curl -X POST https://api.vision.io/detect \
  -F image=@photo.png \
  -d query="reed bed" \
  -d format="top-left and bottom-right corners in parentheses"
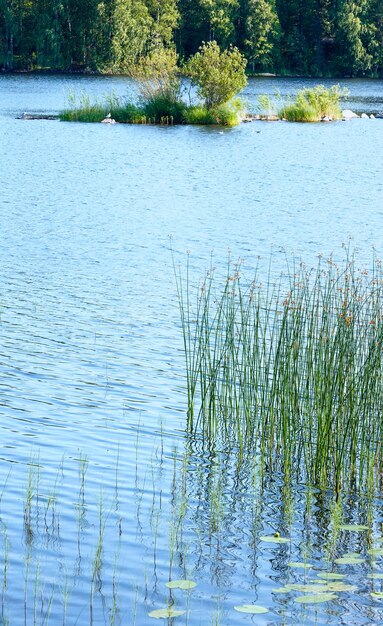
top-left (60, 91), bottom-right (245, 126)
top-left (174, 250), bottom-right (383, 493)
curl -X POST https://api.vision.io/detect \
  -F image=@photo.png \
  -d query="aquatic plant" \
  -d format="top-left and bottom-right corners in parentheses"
top-left (258, 85), bottom-right (347, 122)
top-left (60, 92), bottom-right (246, 127)
top-left (174, 248), bottom-right (383, 492)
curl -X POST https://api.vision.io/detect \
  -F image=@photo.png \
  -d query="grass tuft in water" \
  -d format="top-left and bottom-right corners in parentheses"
top-left (174, 248), bottom-right (383, 493)
top-left (258, 85), bottom-right (347, 122)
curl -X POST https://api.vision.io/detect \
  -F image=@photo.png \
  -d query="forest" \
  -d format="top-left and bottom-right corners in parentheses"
top-left (1, 0), bottom-right (383, 77)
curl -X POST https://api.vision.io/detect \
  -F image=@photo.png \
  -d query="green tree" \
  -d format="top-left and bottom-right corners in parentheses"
top-left (333, 0), bottom-right (372, 75)
top-left (110, 0), bottom-right (152, 71)
top-left (145, 0), bottom-right (179, 49)
top-left (185, 40), bottom-right (247, 108)
top-left (366, 0), bottom-right (383, 73)
top-left (200, 0), bottom-right (239, 46)
top-left (0, 0), bottom-right (34, 69)
top-left (242, 0), bottom-right (280, 71)
top-left (178, 0), bottom-right (239, 57)
top-left (132, 46), bottom-right (180, 100)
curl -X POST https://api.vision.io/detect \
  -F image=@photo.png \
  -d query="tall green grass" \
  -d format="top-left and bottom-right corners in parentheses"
top-left (174, 250), bottom-right (383, 492)
top-left (258, 85), bottom-right (347, 122)
top-left (60, 91), bottom-right (245, 126)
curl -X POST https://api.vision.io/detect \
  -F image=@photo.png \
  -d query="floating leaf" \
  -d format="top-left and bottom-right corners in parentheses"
top-left (234, 605), bottom-right (268, 614)
top-left (339, 524), bottom-right (369, 532)
top-left (367, 573), bottom-right (383, 579)
top-left (317, 572), bottom-right (345, 580)
top-left (335, 556), bottom-right (364, 565)
top-left (371, 592), bottom-right (383, 600)
top-left (165, 580), bottom-right (197, 590)
top-left (272, 587), bottom-right (293, 593)
top-left (288, 561), bottom-right (313, 569)
top-left (368, 548), bottom-right (383, 557)
top-left (326, 582), bottom-right (357, 592)
top-left (294, 593), bottom-right (338, 604)
top-left (375, 537), bottom-right (383, 543)
top-left (149, 608), bottom-right (185, 619)
top-left (288, 584), bottom-right (330, 593)
top-left (260, 535), bottom-right (289, 544)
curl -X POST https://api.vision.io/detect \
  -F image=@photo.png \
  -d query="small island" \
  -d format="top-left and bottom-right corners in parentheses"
top-left (60, 43), bottom-right (249, 127)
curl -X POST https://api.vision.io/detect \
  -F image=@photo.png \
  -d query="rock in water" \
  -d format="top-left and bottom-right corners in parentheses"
top-left (342, 109), bottom-right (359, 120)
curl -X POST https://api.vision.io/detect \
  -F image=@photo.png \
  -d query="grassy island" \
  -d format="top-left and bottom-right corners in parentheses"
top-left (60, 42), bottom-right (248, 127)
top-left (258, 85), bottom-right (347, 122)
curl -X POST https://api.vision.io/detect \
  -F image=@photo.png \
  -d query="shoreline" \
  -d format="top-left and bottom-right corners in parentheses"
top-left (3, 67), bottom-right (383, 81)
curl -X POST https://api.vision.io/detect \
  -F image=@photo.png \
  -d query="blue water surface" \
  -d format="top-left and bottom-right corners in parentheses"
top-left (0, 74), bottom-right (383, 625)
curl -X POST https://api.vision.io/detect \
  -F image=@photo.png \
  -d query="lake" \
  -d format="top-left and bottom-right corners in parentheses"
top-left (0, 73), bottom-right (383, 625)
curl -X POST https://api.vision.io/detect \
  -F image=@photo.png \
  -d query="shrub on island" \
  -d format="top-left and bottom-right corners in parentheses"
top-left (258, 85), bottom-right (348, 122)
top-left (60, 43), bottom-right (248, 127)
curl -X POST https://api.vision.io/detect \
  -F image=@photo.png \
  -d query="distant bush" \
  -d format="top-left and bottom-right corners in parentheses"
top-left (185, 41), bottom-right (247, 109)
top-left (142, 94), bottom-right (187, 124)
top-left (213, 98), bottom-right (245, 126)
top-left (282, 85), bottom-right (346, 121)
top-left (183, 98), bottom-right (245, 126)
top-left (257, 85), bottom-right (348, 122)
top-left (258, 85), bottom-right (348, 122)
top-left (183, 105), bottom-right (216, 125)
top-left (131, 48), bottom-right (180, 101)
top-left (280, 101), bottom-right (319, 122)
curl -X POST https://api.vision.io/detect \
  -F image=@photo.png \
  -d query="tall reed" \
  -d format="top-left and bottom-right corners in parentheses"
top-left (174, 250), bottom-right (383, 493)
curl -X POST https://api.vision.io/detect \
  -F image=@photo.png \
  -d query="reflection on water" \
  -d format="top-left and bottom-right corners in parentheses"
top-left (1, 442), bottom-right (383, 625)
top-left (0, 74), bottom-right (382, 624)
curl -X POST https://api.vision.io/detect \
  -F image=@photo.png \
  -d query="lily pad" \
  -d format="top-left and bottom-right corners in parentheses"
top-left (317, 572), bottom-right (345, 580)
top-left (272, 587), bottom-right (293, 593)
top-left (326, 582), bottom-right (357, 592)
top-left (288, 561), bottom-right (313, 569)
top-left (294, 593), bottom-right (338, 604)
top-left (335, 556), bottom-right (365, 565)
top-left (368, 548), bottom-right (383, 557)
top-left (371, 592), bottom-right (383, 600)
top-left (288, 584), bottom-right (330, 593)
top-left (234, 605), bottom-right (268, 614)
top-left (339, 524), bottom-right (369, 532)
top-left (260, 535), bottom-right (289, 544)
top-left (165, 580), bottom-right (197, 590)
top-left (149, 608), bottom-right (185, 619)
top-left (367, 573), bottom-right (383, 579)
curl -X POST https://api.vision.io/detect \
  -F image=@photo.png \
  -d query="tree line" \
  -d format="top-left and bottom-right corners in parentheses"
top-left (1, 0), bottom-right (383, 76)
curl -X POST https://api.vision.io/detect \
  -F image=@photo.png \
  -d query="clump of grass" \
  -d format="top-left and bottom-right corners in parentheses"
top-left (59, 91), bottom-right (146, 123)
top-left (183, 105), bottom-right (216, 125)
top-left (142, 95), bottom-right (187, 124)
top-left (258, 85), bottom-right (347, 122)
top-left (60, 91), bottom-right (109, 122)
top-left (213, 98), bottom-right (245, 126)
top-left (174, 249), bottom-right (383, 492)
top-left (60, 91), bottom-right (245, 126)
top-left (280, 101), bottom-right (319, 122)
top-left (183, 98), bottom-right (245, 126)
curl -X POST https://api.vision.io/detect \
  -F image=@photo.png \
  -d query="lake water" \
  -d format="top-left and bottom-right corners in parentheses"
top-left (1, 74), bottom-right (383, 625)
